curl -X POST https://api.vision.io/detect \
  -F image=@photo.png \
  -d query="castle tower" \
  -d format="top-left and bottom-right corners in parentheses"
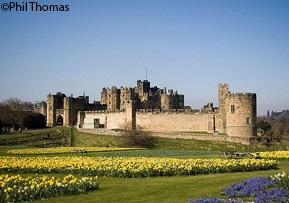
top-left (106, 86), bottom-right (120, 112)
top-left (125, 100), bottom-right (136, 130)
top-left (161, 94), bottom-right (171, 111)
top-left (47, 94), bottom-right (55, 127)
top-left (63, 97), bottom-right (71, 126)
top-left (172, 92), bottom-right (184, 109)
top-left (218, 84), bottom-right (229, 133)
top-left (120, 87), bottom-right (135, 111)
top-left (100, 88), bottom-right (107, 105)
top-left (225, 93), bottom-right (257, 138)
top-left (46, 92), bottom-right (65, 127)
top-left (64, 96), bottom-right (89, 126)
top-left (137, 80), bottom-right (150, 97)
top-left (40, 102), bottom-right (47, 117)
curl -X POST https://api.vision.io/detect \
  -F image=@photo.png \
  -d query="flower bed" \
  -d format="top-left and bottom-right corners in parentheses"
top-left (0, 174), bottom-right (99, 202)
top-left (7, 147), bottom-right (143, 155)
top-left (258, 151), bottom-right (289, 160)
top-left (0, 156), bottom-right (277, 177)
top-left (190, 172), bottom-right (289, 203)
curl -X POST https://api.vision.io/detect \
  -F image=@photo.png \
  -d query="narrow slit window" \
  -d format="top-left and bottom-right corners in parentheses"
top-left (246, 117), bottom-right (250, 124)
top-left (231, 105), bottom-right (235, 113)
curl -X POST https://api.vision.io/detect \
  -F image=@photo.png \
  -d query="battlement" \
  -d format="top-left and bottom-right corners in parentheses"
top-left (83, 109), bottom-right (126, 114)
top-left (136, 109), bottom-right (205, 115)
top-left (106, 86), bottom-right (119, 92)
top-left (48, 92), bottom-right (66, 99)
top-left (83, 108), bottom-right (204, 115)
top-left (120, 86), bottom-right (133, 90)
top-left (227, 92), bottom-right (256, 100)
top-left (218, 83), bottom-right (229, 88)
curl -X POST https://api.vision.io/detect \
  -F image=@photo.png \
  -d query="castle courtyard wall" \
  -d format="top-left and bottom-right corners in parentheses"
top-left (214, 112), bottom-right (225, 134)
top-left (136, 112), bottom-right (209, 132)
top-left (80, 111), bottom-right (211, 133)
top-left (81, 111), bottom-right (128, 129)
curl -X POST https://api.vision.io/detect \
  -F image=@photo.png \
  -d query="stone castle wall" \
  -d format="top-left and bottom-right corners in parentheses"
top-left (81, 111), bottom-right (128, 129)
top-left (136, 112), bottom-right (210, 132)
top-left (78, 101), bottom-right (136, 130)
top-left (46, 82), bottom-right (257, 143)
top-left (214, 112), bottom-right (224, 134)
top-left (79, 110), bottom-right (212, 133)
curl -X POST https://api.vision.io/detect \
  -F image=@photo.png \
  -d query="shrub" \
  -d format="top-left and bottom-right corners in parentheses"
top-left (121, 130), bottom-right (155, 148)
top-left (22, 112), bottom-right (46, 129)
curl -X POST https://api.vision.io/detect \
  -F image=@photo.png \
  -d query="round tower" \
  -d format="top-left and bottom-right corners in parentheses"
top-left (225, 93), bottom-right (257, 138)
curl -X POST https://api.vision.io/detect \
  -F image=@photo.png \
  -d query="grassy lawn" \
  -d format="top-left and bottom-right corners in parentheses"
top-left (1, 127), bottom-right (288, 152)
top-left (73, 128), bottom-right (288, 152)
top-left (0, 127), bottom-right (71, 147)
top-left (27, 161), bottom-right (288, 203)
top-left (1, 127), bottom-right (289, 202)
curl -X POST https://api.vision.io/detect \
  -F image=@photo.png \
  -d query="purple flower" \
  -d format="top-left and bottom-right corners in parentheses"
top-left (191, 175), bottom-right (289, 203)
top-left (189, 197), bottom-right (224, 203)
top-left (189, 197), bottom-right (242, 203)
top-left (267, 188), bottom-right (289, 202)
top-left (222, 177), bottom-right (275, 198)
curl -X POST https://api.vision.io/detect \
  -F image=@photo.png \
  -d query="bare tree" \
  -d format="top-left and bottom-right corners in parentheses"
top-left (1, 98), bottom-right (33, 112)
top-left (0, 98), bottom-right (34, 130)
top-left (2, 98), bottom-right (23, 111)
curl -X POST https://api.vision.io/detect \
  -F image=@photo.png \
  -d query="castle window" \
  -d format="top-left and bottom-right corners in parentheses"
top-left (246, 117), bottom-right (250, 124)
top-left (231, 105), bottom-right (235, 113)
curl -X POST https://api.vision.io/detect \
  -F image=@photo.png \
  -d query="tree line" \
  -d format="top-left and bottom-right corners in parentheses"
top-left (257, 112), bottom-right (289, 143)
top-left (0, 98), bottom-right (46, 133)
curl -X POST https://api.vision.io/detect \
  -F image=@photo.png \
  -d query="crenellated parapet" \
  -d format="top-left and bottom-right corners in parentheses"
top-left (46, 81), bottom-right (257, 144)
top-left (227, 92), bottom-right (256, 99)
top-left (135, 109), bottom-right (209, 115)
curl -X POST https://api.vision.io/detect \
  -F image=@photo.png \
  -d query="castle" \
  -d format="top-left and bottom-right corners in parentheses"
top-left (44, 80), bottom-right (257, 142)
top-left (100, 80), bottom-right (184, 111)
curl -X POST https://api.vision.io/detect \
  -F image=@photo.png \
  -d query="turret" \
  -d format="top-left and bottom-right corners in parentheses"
top-left (137, 80), bottom-right (150, 97)
top-left (225, 93), bottom-right (257, 138)
top-left (218, 83), bottom-right (229, 133)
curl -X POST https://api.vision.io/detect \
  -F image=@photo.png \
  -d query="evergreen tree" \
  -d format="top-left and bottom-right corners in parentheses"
top-left (267, 110), bottom-right (270, 118)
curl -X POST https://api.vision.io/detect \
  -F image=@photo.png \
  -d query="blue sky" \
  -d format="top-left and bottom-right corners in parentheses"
top-left (0, 0), bottom-right (289, 115)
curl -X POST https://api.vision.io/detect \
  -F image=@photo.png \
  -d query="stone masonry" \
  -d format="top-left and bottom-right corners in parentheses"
top-left (43, 81), bottom-right (257, 140)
